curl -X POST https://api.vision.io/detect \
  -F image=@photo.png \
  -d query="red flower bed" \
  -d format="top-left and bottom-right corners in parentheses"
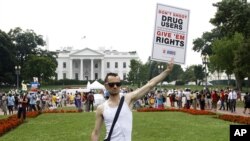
top-left (137, 108), bottom-right (215, 115)
top-left (218, 114), bottom-right (250, 125)
top-left (180, 109), bottom-right (215, 115)
top-left (26, 111), bottom-right (41, 118)
top-left (0, 115), bottom-right (23, 136)
top-left (42, 109), bottom-right (79, 113)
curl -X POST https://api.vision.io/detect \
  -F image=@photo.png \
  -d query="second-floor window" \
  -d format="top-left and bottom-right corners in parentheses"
top-left (63, 62), bottom-right (66, 68)
top-left (123, 62), bottom-right (126, 68)
top-left (107, 62), bottom-right (110, 68)
top-left (115, 62), bottom-right (118, 68)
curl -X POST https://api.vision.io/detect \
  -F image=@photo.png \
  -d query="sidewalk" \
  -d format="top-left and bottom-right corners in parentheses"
top-left (164, 98), bottom-right (250, 117)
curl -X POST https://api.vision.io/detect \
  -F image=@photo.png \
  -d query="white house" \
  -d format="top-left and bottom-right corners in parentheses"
top-left (55, 47), bottom-right (139, 81)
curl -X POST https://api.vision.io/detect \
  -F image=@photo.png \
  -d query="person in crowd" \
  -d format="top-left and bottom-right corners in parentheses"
top-left (1, 93), bottom-right (8, 115)
top-left (17, 93), bottom-right (28, 121)
top-left (149, 94), bottom-right (155, 108)
top-left (28, 92), bottom-right (37, 111)
top-left (211, 90), bottom-right (219, 112)
top-left (176, 89), bottom-right (183, 109)
top-left (199, 91), bottom-right (206, 110)
top-left (88, 92), bottom-right (95, 112)
top-left (169, 90), bottom-right (176, 107)
top-left (75, 92), bottom-right (82, 112)
top-left (224, 90), bottom-right (229, 111)
top-left (14, 94), bottom-right (19, 111)
top-left (205, 88), bottom-right (212, 110)
top-left (183, 88), bottom-right (191, 109)
top-left (156, 92), bottom-right (164, 109)
top-left (91, 59), bottom-right (174, 141)
top-left (219, 89), bottom-right (225, 110)
top-left (228, 88), bottom-right (237, 113)
top-left (243, 92), bottom-right (250, 114)
top-left (7, 93), bottom-right (15, 115)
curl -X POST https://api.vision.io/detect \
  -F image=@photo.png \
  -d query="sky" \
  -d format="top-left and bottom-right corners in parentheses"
top-left (0, 0), bottom-right (221, 68)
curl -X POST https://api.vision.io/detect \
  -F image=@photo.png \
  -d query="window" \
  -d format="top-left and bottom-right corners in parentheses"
top-left (123, 62), bottom-right (126, 68)
top-left (95, 73), bottom-right (98, 80)
top-left (107, 62), bottom-right (110, 68)
top-left (63, 62), bottom-right (66, 68)
top-left (115, 62), bottom-right (118, 68)
top-left (95, 63), bottom-right (98, 68)
top-left (63, 73), bottom-right (66, 79)
top-left (123, 73), bottom-right (126, 80)
top-left (75, 73), bottom-right (78, 80)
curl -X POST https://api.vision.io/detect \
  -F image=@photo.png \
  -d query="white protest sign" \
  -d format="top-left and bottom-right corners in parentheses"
top-left (151, 4), bottom-right (190, 64)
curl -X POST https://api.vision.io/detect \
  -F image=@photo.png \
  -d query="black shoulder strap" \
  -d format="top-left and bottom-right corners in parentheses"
top-left (106, 96), bottom-right (124, 140)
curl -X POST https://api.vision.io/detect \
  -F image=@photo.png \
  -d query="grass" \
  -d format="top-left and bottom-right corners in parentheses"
top-left (0, 111), bottom-right (236, 141)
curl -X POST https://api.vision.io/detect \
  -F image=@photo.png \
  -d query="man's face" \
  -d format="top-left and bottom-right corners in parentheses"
top-left (105, 76), bottom-right (121, 95)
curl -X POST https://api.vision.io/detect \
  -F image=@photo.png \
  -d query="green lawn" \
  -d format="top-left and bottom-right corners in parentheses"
top-left (0, 111), bottom-right (236, 141)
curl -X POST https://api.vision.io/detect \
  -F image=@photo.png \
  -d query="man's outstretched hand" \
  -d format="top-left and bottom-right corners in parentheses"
top-left (166, 58), bottom-right (174, 73)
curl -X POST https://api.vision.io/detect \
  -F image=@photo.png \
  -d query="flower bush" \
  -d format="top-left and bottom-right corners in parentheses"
top-left (26, 111), bottom-right (41, 118)
top-left (137, 108), bottom-right (215, 115)
top-left (137, 108), bottom-right (250, 124)
top-left (217, 114), bottom-right (250, 125)
top-left (42, 109), bottom-right (79, 113)
top-left (0, 115), bottom-right (23, 136)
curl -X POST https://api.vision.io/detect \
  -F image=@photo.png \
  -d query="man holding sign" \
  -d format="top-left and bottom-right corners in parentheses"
top-left (91, 59), bottom-right (174, 141)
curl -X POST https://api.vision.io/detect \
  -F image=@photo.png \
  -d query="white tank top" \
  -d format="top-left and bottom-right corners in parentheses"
top-left (103, 98), bottom-right (132, 141)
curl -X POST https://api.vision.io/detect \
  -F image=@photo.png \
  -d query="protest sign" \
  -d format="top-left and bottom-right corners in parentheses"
top-left (151, 4), bottom-right (190, 64)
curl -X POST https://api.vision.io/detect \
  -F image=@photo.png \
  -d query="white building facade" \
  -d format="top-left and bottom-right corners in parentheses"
top-left (55, 48), bottom-right (139, 81)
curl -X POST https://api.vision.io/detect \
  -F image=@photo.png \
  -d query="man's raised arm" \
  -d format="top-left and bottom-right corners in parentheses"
top-left (127, 58), bottom-right (174, 104)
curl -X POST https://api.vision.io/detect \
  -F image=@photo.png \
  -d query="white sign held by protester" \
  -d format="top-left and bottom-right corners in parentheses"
top-left (151, 4), bottom-right (190, 64)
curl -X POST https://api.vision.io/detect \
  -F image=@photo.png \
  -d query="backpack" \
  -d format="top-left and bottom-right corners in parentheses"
top-left (246, 95), bottom-right (250, 103)
top-left (89, 94), bottom-right (94, 102)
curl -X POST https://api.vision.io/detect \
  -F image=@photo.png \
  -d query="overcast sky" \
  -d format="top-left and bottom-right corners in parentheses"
top-left (0, 0), bottom-right (221, 68)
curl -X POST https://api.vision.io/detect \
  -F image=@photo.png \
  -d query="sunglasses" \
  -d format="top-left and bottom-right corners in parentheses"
top-left (106, 82), bottom-right (121, 87)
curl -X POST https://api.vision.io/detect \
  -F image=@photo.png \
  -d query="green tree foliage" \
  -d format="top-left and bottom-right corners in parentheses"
top-left (192, 0), bottom-right (250, 90)
top-left (0, 27), bottom-right (57, 87)
top-left (182, 65), bottom-right (204, 85)
top-left (0, 30), bottom-right (15, 85)
top-left (127, 59), bottom-right (142, 86)
top-left (22, 55), bottom-right (57, 83)
top-left (8, 27), bottom-right (45, 66)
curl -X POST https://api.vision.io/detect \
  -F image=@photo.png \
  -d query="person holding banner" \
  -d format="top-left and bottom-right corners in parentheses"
top-left (91, 59), bottom-right (174, 141)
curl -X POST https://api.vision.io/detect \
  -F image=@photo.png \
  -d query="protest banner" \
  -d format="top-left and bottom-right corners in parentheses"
top-left (151, 4), bottom-right (190, 64)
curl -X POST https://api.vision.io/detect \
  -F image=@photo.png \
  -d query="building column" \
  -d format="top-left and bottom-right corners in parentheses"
top-left (69, 59), bottom-right (72, 79)
top-left (91, 59), bottom-right (94, 80)
top-left (101, 59), bottom-right (105, 80)
top-left (80, 59), bottom-right (83, 80)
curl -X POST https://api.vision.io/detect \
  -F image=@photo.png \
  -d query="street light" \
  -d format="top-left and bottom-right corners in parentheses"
top-left (158, 65), bottom-right (164, 88)
top-left (201, 54), bottom-right (209, 88)
top-left (15, 65), bottom-right (21, 90)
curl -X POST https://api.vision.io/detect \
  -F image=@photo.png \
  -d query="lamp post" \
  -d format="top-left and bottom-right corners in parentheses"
top-left (137, 68), bottom-right (140, 87)
top-left (158, 65), bottom-right (164, 88)
top-left (15, 65), bottom-right (21, 90)
top-left (201, 54), bottom-right (209, 88)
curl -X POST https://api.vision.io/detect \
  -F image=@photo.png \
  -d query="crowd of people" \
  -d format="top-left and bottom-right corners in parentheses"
top-left (1, 86), bottom-right (250, 118)
top-left (0, 89), bottom-right (102, 119)
top-left (131, 87), bottom-right (250, 114)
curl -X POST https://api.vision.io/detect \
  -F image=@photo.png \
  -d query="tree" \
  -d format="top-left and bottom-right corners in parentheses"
top-left (0, 30), bottom-right (15, 85)
top-left (8, 27), bottom-right (46, 67)
top-left (193, 65), bottom-right (204, 84)
top-left (127, 59), bottom-right (142, 86)
top-left (22, 55), bottom-right (57, 83)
